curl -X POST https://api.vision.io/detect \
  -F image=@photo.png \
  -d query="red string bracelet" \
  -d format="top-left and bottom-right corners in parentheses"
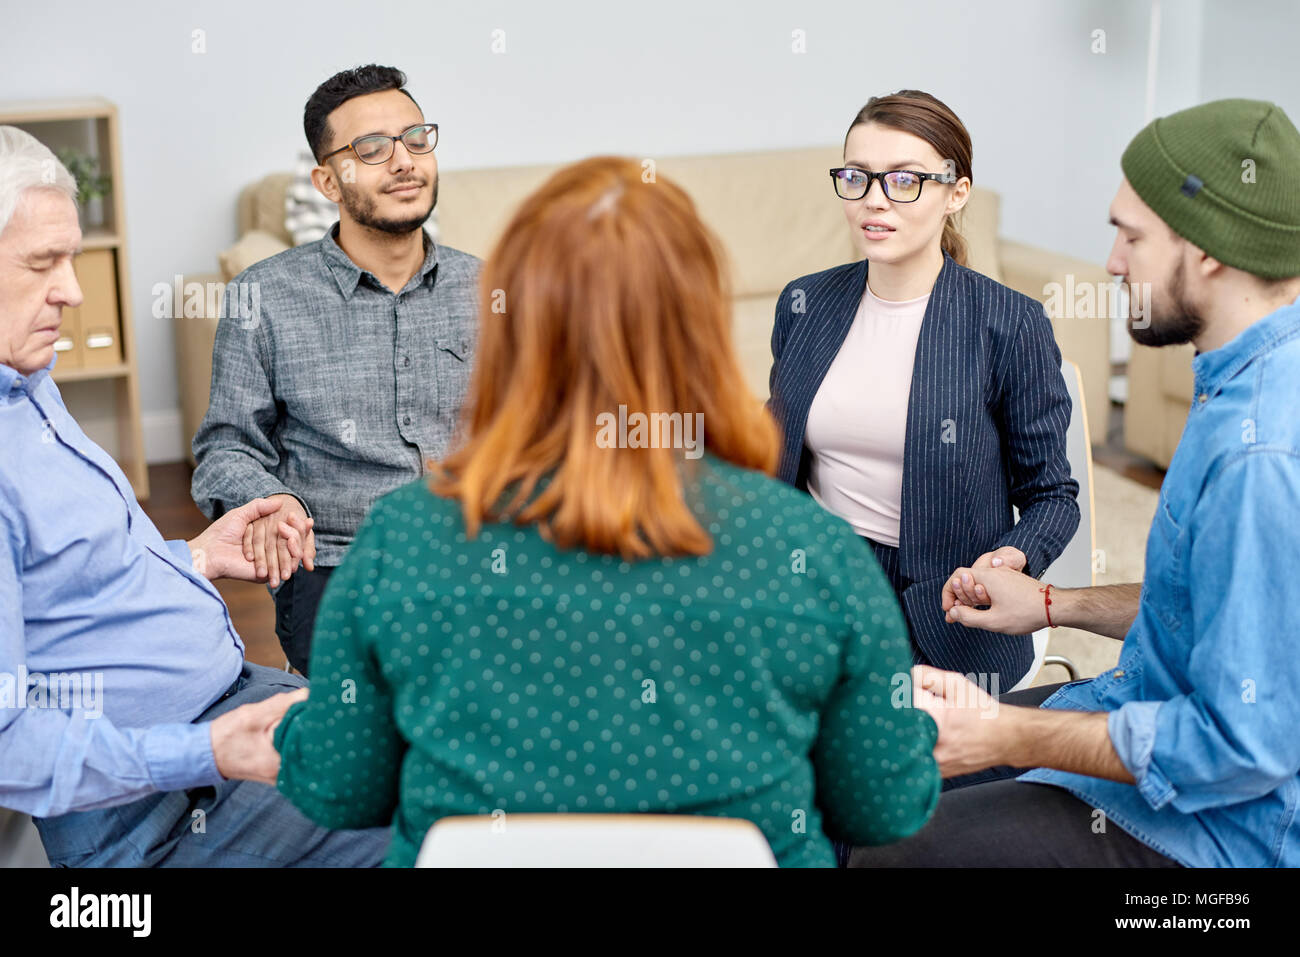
top-left (1041, 583), bottom-right (1056, 628)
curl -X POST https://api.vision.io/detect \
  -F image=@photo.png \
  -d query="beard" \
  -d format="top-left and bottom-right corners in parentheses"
top-left (339, 174), bottom-right (439, 235)
top-left (1128, 256), bottom-right (1206, 347)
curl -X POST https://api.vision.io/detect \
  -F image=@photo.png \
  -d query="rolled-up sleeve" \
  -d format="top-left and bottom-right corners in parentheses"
top-left (1115, 451), bottom-right (1300, 813)
top-left (1107, 700), bottom-right (1169, 807)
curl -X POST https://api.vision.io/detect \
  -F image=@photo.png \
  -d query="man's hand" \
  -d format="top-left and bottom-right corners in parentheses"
top-left (187, 497), bottom-right (312, 583)
top-left (911, 664), bottom-right (1018, 777)
top-left (942, 564), bottom-right (1050, 635)
top-left (913, 665), bottom-right (1132, 783)
top-left (240, 493), bottom-right (315, 588)
top-left (209, 688), bottom-right (309, 784)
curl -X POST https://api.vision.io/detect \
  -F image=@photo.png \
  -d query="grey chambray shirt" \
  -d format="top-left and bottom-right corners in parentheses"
top-left (191, 223), bottom-right (481, 567)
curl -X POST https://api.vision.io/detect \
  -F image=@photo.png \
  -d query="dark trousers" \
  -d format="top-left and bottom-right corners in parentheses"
top-left (844, 682), bottom-right (1182, 867)
top-left (273, 565), bottom-right (334, 676)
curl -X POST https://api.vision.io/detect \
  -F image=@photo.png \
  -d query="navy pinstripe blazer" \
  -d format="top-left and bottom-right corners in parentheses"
top-left (768, 253), bottom-right (1080, 684)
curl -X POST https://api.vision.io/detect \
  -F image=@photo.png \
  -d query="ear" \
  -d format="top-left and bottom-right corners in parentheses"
top-left (1192, 243), bottom-right (1224, 280)
top-left (946, 175), bottom-right (971, 216)
top-left (311, 163), bottom-right (342, 204)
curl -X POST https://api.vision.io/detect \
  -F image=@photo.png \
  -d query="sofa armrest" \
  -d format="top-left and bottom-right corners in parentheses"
top-left (173, 273), bottom-right (224, 467)
top-left (997, 239), bottom-right (1112, 445)
top-left (1123, 341), bottom-right (1195, 469)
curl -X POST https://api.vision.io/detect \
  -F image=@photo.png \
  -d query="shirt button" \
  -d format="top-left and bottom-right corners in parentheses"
top-left (403, 415), bottom-right (412, 425)
top-left (1113, 669), bottom-right (1125, 678)
top-left (1198, 393), bottom-right (1208, 403)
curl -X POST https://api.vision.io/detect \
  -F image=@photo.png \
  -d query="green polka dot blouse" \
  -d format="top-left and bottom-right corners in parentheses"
top-left (274, 453), bottom-right (940, 866)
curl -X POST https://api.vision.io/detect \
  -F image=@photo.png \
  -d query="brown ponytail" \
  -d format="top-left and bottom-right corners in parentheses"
top-left (846, 90), bottom-right (973, 268)
top-left (940, 217), bottom-right (968, 266)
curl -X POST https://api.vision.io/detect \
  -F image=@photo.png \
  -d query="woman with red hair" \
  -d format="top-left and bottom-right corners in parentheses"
top-left (274, 156), bottom-right (939, 866)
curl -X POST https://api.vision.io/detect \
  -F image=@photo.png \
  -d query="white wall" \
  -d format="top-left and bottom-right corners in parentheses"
top-left (2, 0), bottom-right (1292, 462)
top-left (1200, 0), bottom-right (1300, 119)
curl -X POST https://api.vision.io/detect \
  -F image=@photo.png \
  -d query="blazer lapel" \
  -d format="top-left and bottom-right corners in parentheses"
top-left (898, 253), bottom-right (966, 581)
top-left (775, 258), bottom-right (867, 483)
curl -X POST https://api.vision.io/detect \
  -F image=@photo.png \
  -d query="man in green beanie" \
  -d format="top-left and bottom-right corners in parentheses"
top-left (850, 98), bottom-right (1300, 867)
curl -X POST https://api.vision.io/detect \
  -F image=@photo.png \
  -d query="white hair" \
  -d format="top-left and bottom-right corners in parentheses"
top-left (0, 125), bottom-right (78, 239)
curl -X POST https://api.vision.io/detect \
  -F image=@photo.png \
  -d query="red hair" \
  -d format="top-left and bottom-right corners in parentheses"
top-left (429, 156), bottom-right (780, 558)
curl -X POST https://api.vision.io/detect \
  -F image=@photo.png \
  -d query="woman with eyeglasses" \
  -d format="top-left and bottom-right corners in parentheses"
top-left (273, 156), bottom-right (941, 867)
top-left (768, 90), bottom-right (1080, 690)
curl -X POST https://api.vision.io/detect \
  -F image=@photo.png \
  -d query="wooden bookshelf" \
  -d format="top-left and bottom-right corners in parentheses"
top-left (0, 97), bottom-right (149, 499)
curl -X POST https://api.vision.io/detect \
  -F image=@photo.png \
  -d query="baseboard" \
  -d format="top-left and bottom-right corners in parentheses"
top-left (142, 408), bottom-right (186, 464)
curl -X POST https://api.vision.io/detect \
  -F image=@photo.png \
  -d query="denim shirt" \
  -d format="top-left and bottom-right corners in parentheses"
top-left (0, 359), bottom-right (237, 817)
top-left (1022, 295), bottom-right (1300, 867)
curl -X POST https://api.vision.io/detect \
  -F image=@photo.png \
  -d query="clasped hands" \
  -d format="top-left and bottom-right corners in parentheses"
top-left (186, 493), bottom-right (315, 585)
top-left (908, 545), bottom-right (1055, 776)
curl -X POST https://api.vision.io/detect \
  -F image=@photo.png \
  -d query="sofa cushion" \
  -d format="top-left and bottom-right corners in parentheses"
top-left (732, 293), bottom-right (780, 400)
top-left (285, 152), bottom-right (339, 246)
top-left (441, 147), bottom-right (1002, 299)
top-left (958, 188), bottom-right (1003, 284)
top-left (1159, 342), bottom-right (1196, 400)
top-left (656, 147), bottom-right (855, 298)
top-left (218, 229), bottom-right (291, 282)
top-left (237, 173), bottom-right (295, 245)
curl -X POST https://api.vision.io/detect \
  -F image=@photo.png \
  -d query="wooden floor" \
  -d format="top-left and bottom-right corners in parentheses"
top-left (140, 404), bottom-right (1164, 669)
top-left (1093, 401), bottom-right (1166, 491)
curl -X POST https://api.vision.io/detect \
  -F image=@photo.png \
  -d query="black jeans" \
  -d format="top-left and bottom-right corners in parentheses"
top-left (272, 565), bottom-right (334, 676)
top-left (845, 682), bottom-right (1182, 867)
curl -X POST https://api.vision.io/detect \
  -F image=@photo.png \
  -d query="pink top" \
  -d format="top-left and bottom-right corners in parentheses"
top-left (804, 282), bottom-right (930, 548)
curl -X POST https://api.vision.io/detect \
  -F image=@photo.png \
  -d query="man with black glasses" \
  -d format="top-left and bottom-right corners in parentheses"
top-left (193, 65), bottom-right (480, 675)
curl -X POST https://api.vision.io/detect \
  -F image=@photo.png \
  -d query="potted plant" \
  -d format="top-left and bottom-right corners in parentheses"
top-left (55, 148), bottom-right (111, 229)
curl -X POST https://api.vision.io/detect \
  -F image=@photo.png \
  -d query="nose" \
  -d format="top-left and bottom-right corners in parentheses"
top-left (1105, 234), bottom-right (1127, 280)
top-left (863, 176), bottom-right (890, 208)
top-left (387, 138), bottom-right (416, 174)
top-left (53, 258), bottom-right (83, 309)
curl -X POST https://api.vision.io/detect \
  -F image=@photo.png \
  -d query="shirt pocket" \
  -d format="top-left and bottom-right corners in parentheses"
top-left (434, 335), bottom-right (475, 420)
top-left (1147, 491), bottom-right (1189, 634)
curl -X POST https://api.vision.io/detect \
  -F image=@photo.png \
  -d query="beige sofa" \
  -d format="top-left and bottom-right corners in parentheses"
top-left (174, 146), bottom-right (1112, 463)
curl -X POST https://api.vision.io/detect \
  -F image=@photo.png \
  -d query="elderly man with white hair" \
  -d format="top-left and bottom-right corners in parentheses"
top-left (0, 127), bottom-right (387, 866)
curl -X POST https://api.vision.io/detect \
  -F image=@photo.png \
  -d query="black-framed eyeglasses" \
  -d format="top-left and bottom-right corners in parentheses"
top-left (829, 167), bottom-right (955, 203)
top-left (320, 123), bottom-right (439, 165)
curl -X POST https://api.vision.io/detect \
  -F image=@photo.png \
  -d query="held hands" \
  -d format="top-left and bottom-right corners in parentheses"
top-left (187, 496), bottom-right (313, 583)
top-left (241, 493), bottom-right (316, 587)
top-left (942, 561), bottom-right (1051, 635)
top-left (972, 545), bottom-right (1027, 573)
top-left (911, 664), bottom-right (1013, 777)
top-left (209, 688), bottom-right (309, 784)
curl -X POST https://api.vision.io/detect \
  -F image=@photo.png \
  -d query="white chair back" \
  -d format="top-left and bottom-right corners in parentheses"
top-left (1010, 358), bottom-right (1096, 692)
top-left (415, 814), bottom-right (778, 868)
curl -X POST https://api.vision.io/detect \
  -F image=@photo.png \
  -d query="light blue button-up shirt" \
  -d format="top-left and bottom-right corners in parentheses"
top-left (0, 358), bottom-right (241, 817)
top-left (1022, 295), bottom-right (1300, 866)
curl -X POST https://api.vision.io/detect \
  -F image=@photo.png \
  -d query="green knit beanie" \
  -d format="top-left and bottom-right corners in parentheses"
top-left (1121, 98), bottom-right (1300, 279)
